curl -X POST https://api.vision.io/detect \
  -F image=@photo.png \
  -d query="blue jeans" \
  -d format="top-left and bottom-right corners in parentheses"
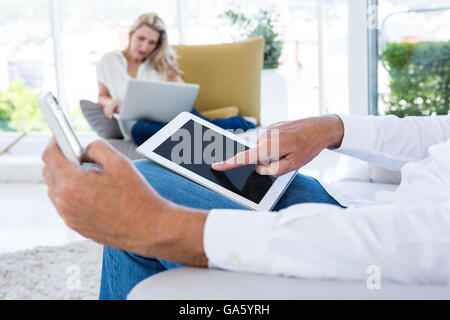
top-left (131, 109), bottom-right (257, 146)
top-left (99, 160), bottom-right (342, 300)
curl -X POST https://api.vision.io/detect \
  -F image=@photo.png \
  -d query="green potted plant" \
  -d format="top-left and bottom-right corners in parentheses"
top-left (222, 9), bottom-right (283, 69)
top-left (222, 9), bottom-right (287, 125)
top-left (380, 40), bottom-right (450, 117)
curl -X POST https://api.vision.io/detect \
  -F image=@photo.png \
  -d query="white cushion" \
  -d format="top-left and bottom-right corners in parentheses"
top-left (331, 181), bottom-right (398, 202)
top-left (332, 154), bottom-right (371, 183)
top-left (128, 267), bottom-right (450, 300)
top-left (369, 164), bottom-right (402, 185)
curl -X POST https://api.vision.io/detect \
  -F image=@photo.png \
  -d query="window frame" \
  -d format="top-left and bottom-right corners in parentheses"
top-left (369, 3), bottom-right (450, 116)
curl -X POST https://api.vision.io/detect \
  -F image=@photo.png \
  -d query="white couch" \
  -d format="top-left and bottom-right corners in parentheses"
top-left (127, 150), bottom-right (450, 300)
top-left (128, 267), bottom-right (450, 300)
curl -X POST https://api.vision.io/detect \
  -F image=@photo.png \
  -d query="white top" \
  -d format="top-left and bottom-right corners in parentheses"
top-left (204, 114), bottom-right (450, 285)
top-left (96, 50), bottom-right (166, 107)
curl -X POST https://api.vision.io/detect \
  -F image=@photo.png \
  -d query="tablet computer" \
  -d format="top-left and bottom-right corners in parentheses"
top-left (136, 112), bottom-right (297, 211)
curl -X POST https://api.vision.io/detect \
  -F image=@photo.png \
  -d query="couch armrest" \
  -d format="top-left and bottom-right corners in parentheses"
top-left (80, 100), bottom-right (123, 139)
top-left (127, 267), bottom-right (450, 300)
top-left (106, 139), bottom-right (142, 161)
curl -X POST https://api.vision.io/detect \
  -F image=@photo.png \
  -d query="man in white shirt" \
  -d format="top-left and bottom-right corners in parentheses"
top-left (41, 114), bottom-right (450, 299)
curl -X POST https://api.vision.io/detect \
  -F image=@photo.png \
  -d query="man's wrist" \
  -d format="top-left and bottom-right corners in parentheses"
top-left (324, 114), bottom-right (344, 149)
top-left (144, 202), bottom-right (209, 267)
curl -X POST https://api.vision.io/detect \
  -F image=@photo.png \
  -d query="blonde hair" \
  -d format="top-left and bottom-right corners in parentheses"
top-left (128, 13), bottom-right (183, 79)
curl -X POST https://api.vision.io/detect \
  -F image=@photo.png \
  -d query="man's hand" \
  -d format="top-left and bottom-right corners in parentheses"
top-left (212, 115), bottom-right (344, 177)
top-left (103, 99), bottom-right (120, 119)
top-left (42, 138), bottom-right (208, 266)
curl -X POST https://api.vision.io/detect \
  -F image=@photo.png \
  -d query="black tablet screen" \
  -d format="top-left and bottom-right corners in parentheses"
top-left (153, 120), bottom-right (275, 204)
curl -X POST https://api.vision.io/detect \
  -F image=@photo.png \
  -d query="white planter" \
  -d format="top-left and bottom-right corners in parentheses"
top-left (260, 68), bottom-right (288, 127)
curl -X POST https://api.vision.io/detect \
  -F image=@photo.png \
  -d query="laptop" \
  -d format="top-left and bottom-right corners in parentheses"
top-left (114, 79), bottom-right (200, 139)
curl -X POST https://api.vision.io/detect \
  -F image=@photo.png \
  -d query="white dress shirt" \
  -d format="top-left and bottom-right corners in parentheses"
top-left (204, 114), bottom-right (450, 285)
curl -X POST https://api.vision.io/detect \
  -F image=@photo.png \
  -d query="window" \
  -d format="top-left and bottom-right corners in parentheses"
top-left (0, 0), bottom-right (56, 132)
top-left (183, 0), bottom-right (349, 121)
top-left (374, 0), bottom-right (450, 116)
top-left (0, 0), bottom-right (351, 135)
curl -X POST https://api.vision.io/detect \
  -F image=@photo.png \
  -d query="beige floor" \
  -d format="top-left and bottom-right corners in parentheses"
top-left (0, 183), bottom-right (84, 254)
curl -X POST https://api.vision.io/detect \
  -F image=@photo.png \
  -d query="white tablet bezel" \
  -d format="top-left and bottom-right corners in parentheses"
top-left (136, 112), bottom-right (297, 211)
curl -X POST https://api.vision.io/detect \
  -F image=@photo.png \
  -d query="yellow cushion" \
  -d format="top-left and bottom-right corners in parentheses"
top-left (199, 106), bottom-right (239, 120)
top-left (173, 38), bottom-right (264, 125)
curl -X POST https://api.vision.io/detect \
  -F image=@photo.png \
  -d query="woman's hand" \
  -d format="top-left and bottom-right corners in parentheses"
top-left (103, 99), bottom-right (120, 119)
top-left (169, 73), bottom-right (184, 83)
top-left (212, 115), bottom-right (344, 177)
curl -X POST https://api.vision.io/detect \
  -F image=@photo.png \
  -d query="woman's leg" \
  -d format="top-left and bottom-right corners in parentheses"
top-left (212, 116), bottom-right (256, 131)
top-left (131, 108), bottom-right (257, 147)
top-left (131, 110), bottom-right (256, 148)
top-left (191, 109), bottom-right (256, 131)
top-left (99, 160), bottom-right (341, 299)
top-left (130, 120), bottom-right (165, 146)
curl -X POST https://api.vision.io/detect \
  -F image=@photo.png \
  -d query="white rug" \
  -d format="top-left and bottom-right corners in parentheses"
top-left (0, 240), bottom-right (103, 300)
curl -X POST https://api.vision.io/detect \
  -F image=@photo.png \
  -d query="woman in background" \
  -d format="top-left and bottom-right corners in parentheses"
top-left (97, 13), bottom-right (256, 146)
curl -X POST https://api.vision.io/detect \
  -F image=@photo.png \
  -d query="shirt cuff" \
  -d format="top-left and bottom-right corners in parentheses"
top-left (204, 209), bottom-right (276, 272)
top-left (337, 114), bottom-right (377, 156)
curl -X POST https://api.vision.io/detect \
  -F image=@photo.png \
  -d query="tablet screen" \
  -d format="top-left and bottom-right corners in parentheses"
top-left (154, 120), bottom-right (275, 204)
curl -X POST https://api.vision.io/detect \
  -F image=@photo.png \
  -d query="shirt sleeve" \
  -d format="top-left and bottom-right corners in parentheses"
top-left (203, 115), bottom-right (450, 284)
top-left (204, 200), bottom-right (450, 284)
top-left (337, 114), bottom-right (450, 170)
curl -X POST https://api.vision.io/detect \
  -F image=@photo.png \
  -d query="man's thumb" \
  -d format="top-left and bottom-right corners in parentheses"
top-left (81, 140), bottom-right (119, 168)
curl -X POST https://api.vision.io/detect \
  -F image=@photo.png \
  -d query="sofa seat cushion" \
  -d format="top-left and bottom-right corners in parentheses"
top-left (128, 267), bottom-right (450, 300)
top-left (200, 106), bottom-right (239, 120)
top-left (330, 180), bottom-right (398, 203)
top-left (80, 100), bottom-right (123, 139)
top-left (369, 164), bottom-right (402, 185)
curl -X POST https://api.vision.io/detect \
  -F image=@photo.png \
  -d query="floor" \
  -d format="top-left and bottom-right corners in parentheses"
top-left (0, 183), bottom-right (85, 254)
top-left (0, 133), bottom-right (95, 254)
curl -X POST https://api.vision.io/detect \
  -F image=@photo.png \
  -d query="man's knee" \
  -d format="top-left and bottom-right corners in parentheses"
top-left (133, 159), bottom-right (152, 173)
top-left (132, 159), bottom-right (163, 179)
